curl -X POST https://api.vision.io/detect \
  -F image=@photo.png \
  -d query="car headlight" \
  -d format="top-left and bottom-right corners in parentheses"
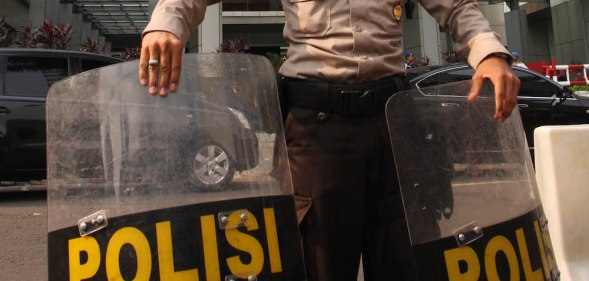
top-left (227, 107), bottom-right (251, 129)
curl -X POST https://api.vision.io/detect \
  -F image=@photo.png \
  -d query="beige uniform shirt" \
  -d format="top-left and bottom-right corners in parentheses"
top-left (145, 0), bottom-right (509, 83)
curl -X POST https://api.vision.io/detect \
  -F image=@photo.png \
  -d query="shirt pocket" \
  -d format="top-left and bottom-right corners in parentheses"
top-left (284, 0), bottom-right (331, 37)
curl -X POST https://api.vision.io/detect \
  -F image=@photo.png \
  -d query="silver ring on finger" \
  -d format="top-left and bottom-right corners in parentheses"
top-left (148, 59), bottom-right (159, 66)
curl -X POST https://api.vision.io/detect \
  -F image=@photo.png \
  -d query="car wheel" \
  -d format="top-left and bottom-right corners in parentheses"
top-left (188, 143), bottom-right (235, 189)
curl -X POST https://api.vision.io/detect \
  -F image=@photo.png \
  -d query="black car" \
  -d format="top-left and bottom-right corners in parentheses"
top-left (407, 63), bottom-right (589, 159)
top-left (44, 62), bottom-right (261, 190)
top-left (0, 48), bottom-right (123, 182)
top-left (50, 90), bottom-right (260, 190)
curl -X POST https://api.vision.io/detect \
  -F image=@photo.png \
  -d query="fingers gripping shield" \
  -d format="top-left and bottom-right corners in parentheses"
top-left (46, 54), bottom-right (305, 281)
top-left (385, 81), bottom-right (559, 280)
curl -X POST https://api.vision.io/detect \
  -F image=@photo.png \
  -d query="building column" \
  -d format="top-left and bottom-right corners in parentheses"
top-left (403, 5), bottom-right (442, 65)
top-left (28, 0), bottom-right (45, 27)
top-left (550, 0), bottom-right (588, 64)
top-left (199, 3), bottom-right (221, 53)
top-left (105, 41), bottom-right (112, 54)
top-left (58, 3), bottom-right (73, 25)
top-left (505, 7), bottom-right (530, 63)
top-left (420, 5), bottom-right (441, 65)
top-left (81, 21), bottom-right (92, 44)
top-left (29, 0), bottom-right (60, 27)
top-left (45, 0), bottom-right (60, 23)
top-left (91, 29), bottom-right (100, 43)
top-left (99, 36), bottom-right (111, 54)
top-left (71, 13), bottom-right (83, 51)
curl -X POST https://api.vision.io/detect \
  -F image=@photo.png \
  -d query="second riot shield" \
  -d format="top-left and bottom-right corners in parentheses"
top-left (46, 53), bottom-right (305, 281)
top-left (386, 81), bottom-right (559, 280)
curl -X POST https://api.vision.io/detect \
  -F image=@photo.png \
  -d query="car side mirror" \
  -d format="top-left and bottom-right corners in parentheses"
top-left (563, 86), bottom-right (575, 98)
top-left (553, 87), bottom-right (570, 106)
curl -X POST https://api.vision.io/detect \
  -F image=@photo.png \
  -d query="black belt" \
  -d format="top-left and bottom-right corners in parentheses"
top-left (282, 76), bottom-right (405, 116)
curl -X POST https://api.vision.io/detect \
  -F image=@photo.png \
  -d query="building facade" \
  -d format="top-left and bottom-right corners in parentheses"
top-left (1, 0), bottom-right (587, 65)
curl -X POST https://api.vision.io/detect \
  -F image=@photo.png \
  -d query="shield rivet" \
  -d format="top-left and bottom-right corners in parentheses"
top-left (473, 226), bottom-right (481, 234)
top-left (220, 216), bottom-right (229, 225)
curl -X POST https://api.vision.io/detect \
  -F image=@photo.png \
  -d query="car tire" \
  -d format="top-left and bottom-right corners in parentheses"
top-left (184, 142), bottom-right (235, 190)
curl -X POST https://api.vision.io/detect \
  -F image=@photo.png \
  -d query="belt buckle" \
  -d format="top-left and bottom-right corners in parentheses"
top-left (338, 89), bottom-right (376, 115)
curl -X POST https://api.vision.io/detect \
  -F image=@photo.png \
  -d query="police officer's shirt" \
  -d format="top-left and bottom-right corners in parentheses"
top-left (144, 0), bottom-right (509, 83)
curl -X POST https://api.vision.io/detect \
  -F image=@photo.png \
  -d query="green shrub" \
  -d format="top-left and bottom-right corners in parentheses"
top-left (570, 85), bottom-right (589, 92)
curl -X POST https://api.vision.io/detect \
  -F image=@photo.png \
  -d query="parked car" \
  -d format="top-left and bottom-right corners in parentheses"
top-left (52, 90), bottom-right (260, 190)
top-left (406, 63), bottom-right (589, 161)
top-left (0, 48), bottom-right (123, 183)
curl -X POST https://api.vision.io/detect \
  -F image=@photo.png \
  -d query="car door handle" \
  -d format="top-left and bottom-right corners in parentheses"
top-left (441, 102), bottom-right (460, 107)
top-left (517, 104), bottom-right (529, 109)
top-left (0, 107), bottom-right (10, 115)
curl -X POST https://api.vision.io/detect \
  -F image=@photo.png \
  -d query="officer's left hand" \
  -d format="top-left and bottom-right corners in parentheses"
top-left (468, 56), bottom-right (520, 123)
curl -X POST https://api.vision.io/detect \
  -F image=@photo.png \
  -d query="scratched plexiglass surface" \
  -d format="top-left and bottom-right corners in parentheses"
top-left (386, 81), bottom-right (541, 245)
top-left (46, 53), bottom-right (291, 232)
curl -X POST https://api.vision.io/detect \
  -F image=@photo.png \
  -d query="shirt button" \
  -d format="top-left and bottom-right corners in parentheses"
top-left (352, 25), bottom-right (363, 32)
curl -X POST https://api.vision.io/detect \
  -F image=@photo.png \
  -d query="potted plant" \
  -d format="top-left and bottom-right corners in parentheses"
top-left (14, 20), bottom-right (73, 49)
top-left (34, 20), bottom-right (72, 49)
top-left (0, 16), bottom-right (15, 47)
top-left (120, 47), bottom-right (140, 61)
top-left (79, 36), bottom-right (105, 54)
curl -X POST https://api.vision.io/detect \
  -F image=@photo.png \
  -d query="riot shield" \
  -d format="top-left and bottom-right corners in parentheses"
top-left (386, 81), bottom-right (559, 280)
top-left (46, 53), bottom-right (305, 281)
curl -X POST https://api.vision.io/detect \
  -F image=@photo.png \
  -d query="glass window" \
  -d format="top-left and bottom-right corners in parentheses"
top-left (416, 67), bottom-right (473, 89)
top-left (513, 69), bottom-right (559, 98)
top-left (5, 56), bottom-right (68, 98)
top-left (81, 59), bottom-right (112, 72)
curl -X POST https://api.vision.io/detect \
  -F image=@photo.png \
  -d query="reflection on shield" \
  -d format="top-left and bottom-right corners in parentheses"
top-left (46, 54), bottom-right (305, 281)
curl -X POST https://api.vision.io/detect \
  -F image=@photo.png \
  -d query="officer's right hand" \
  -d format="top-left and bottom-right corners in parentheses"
top-left (139, 31), bottom-right (184, 96)
top-left (469, 55), bottom-right (520, 123)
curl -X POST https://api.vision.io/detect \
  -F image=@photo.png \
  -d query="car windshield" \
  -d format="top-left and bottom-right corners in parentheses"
top-left (416, 67), bottom-right (473, 89)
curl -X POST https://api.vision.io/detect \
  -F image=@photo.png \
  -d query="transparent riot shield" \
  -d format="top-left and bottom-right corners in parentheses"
top-left (386, 81), bottom-right (559, 280)
top-left (46, 53), bottom-right (305, 281)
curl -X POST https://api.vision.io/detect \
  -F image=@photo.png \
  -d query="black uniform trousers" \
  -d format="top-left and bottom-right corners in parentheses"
top-left (279, 76), bottom-right (418, 281)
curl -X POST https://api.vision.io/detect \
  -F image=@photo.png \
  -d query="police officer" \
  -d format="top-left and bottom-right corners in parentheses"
top-left (511, 51), bottom-right (528, 68)
top-left (404, 51), bottom-right (415, 70)
top-left (139, 1), bottom-right (520, 280)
